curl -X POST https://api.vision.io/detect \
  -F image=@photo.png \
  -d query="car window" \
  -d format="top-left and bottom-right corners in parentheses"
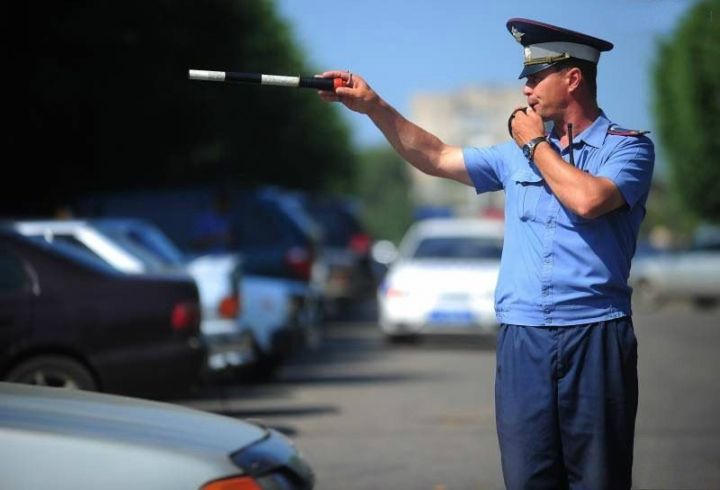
top-left (29, 234), bottom-right (109, 265)
top-left (25, 235), bottom-right (120, 273)
top-left (411, 237), bottom-right (503, 260)
top-left (43, 235), bottom-right (95, 256)
top-left (0, 248), bottom-right (28, 293)
top-left (309, 206), bottom-right (362, 247)
top-left (97, 224), bottom-right (186, 266)
top-left (234, 201), bottom-right (303, 249)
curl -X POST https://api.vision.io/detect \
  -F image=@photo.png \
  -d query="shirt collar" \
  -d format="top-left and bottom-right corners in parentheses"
top-left (548, 110), bottom-right (610, 149)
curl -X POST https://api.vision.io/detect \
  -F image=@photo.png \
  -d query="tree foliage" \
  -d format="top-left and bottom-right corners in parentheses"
top-left (6, 0), bottom-right (355, 216)
top-left (653, 0), bottom-right (720, 222)
top-left (355, 146), bottom-right (415, 243)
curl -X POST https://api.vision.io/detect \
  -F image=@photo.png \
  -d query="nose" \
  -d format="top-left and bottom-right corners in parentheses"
top-left (522, 81), bottom-right (533, 97)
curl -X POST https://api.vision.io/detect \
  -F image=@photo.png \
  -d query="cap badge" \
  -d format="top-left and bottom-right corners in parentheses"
top-left (511, 26), bottom-right (525, 43)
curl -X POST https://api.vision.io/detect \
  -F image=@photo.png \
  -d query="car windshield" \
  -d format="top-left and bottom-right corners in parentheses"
top-left (411, 236), bottom-right (503, 260)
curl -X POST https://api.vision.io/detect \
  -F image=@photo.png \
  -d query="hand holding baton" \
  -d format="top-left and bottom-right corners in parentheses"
top-left (188, 69), bottom-right (345, 92)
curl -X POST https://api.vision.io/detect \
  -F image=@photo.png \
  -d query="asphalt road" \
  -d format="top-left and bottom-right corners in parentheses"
top-left (181, 302), bottom-right (720, 490)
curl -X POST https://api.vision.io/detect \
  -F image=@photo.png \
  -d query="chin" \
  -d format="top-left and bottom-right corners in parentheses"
top-left (533, 107), bottom-right (548, 119)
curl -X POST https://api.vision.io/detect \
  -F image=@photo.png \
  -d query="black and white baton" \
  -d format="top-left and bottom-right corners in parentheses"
top-left (188, 69), bottom-right (345, 92)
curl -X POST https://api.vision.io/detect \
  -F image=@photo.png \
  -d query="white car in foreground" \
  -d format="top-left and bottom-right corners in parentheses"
top-left (378, 218), bottom-right (503, 340)
top-left (0, 382), bottom-right (315, 489)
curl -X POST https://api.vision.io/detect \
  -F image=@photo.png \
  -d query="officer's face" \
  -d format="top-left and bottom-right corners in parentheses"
top-left (522, 66), bottom-right (570, 120)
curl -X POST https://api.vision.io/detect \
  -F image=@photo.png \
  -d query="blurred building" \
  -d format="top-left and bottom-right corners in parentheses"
top-left (408, 84), bottom-right (525, 218)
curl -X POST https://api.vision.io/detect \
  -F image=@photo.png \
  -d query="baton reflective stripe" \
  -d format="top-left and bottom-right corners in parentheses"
top-left (260, 74), bottom-right (300, 87)
top-left (188, 69), bottom-right (228, 82)
top-left (188, 69), bottom-right (342, 91)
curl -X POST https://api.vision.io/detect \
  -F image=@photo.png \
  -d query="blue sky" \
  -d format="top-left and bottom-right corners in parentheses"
top-left (276, 0), bottom-right (697, 153)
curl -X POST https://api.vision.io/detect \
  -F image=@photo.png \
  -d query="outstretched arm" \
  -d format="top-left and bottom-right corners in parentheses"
top-left (318, 71), bottom-right (471, 186)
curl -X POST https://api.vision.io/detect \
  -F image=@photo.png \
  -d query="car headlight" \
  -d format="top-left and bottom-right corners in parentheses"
top-left (200, 427), bottom-right (315, 490)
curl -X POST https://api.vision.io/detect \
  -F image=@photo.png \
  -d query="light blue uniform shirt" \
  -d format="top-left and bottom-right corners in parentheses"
top-left (463, 112), bottom-right (654, 326)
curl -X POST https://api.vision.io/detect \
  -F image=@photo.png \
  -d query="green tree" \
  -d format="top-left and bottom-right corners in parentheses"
top-left (355, 146), bottom-right (415, 243)
top-left (653, 0), bottom-right (720, 222)
top-left (6, 0), bottom-right (355, 216)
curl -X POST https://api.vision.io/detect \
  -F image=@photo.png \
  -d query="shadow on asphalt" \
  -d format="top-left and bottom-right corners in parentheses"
top-left (384, 333), bottom-right (498, 352)
top-left (278, 371), bottom-right (439, 385)
top-left (174, 299), bottom-right (496, 432)
top-left (213, 404), bottom-right (340, 419)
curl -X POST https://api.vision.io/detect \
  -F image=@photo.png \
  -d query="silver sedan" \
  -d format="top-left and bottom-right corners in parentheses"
top-left (0, 382), bottom-right (314, 489)
top-left (630, 240), bottom-right (720, 309)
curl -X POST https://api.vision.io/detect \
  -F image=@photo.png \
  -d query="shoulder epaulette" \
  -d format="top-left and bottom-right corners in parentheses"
top-left (608, 124), bottom-right (650, 137)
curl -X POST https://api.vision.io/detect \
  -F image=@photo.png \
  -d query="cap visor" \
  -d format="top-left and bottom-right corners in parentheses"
top-left (518, 62), bottom-right (555, 79)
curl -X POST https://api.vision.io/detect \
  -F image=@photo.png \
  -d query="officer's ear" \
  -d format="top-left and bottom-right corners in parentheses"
top-left (565, 66), bottom-right (583, 94)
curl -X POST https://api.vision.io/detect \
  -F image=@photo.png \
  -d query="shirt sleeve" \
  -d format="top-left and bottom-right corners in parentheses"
top-left (596, 136), bottom-right (655, 208)
top-left (463, 142), bottom-right (513, 193)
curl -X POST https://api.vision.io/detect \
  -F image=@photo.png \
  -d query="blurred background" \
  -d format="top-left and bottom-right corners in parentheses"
top-left (3, 0), bottom-right (719, 488)
top-left (6, 0), bottom-right (719, 247)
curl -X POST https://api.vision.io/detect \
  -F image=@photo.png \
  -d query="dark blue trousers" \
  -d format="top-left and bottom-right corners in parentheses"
top-left (495, 318), bottom-right (638, 490)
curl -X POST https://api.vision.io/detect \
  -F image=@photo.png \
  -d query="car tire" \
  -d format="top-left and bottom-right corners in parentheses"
top-left (244, 341), bottom-right (282, 382)
top-left (5, 355), bottom-right (98, 391)
top-left (693, 297), bottom-right (718, 310)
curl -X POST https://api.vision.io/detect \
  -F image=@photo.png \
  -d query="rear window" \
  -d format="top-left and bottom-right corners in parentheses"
top-left (234, 200), bottom-right (309, 249)
top-left (311, 207), bottom-right (362, 247)
top-left (412, 237), bottom-right (502, 260)
top-left (97, 224), bottom-right (186, 266)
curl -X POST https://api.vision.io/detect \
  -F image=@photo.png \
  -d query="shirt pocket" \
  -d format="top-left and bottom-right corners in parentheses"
top-left (511, 169), bottom-right (545, 222)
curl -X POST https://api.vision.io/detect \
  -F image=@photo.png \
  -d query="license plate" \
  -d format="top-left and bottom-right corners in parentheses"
top-left (427, 310), bottom-right (475, 325)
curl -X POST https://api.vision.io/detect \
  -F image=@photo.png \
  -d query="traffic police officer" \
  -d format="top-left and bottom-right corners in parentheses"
top-left (319, 17), bottom-right (654, 490)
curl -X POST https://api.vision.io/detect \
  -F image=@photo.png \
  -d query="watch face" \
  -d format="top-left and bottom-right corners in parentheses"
top-left (522, 144), bottom-right (532, 159)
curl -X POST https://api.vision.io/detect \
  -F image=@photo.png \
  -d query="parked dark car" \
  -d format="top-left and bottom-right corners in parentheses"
top-left (0, 382), bottom-right (315, 489)
top-left (74, 187), bottom-right (325, 364)
top-left (6, 218), bottom-right (256, 380)
top-left (0, 229), bottom-right (205, 398)
top-left (75, 185), bottom-right (322, 284)
top-left (295, 194), bottom-right (377, 317)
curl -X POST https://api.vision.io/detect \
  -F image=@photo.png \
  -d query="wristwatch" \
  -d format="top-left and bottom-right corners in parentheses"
top-left (522, 136), bottom-right (548, 160)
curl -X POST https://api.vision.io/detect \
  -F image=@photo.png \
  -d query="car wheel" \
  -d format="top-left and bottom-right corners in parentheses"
top-left (5, 355), bottom-right (98, 391)
top-left (693, 297), bottom-right (719, 310)
top-left (244, 341), bottom-right (283, 381)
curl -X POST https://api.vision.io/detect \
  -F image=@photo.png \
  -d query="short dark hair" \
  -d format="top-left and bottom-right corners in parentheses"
top-left (554, 58), bottom-right (598, 100)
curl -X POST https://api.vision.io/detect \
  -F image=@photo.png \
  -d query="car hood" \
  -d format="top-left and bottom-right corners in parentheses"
top-left (0, 382), bottom-right (267, 455)
top-left (386, 260), bottom-right (500, 293)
